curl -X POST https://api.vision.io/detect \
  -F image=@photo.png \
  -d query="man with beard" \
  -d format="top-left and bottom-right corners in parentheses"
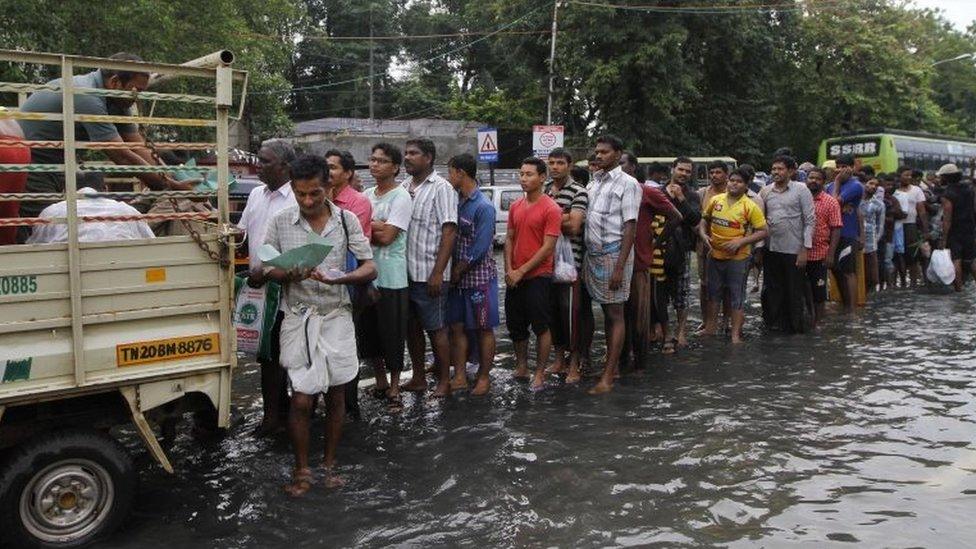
top-left (802, 168), bottom-right (841, 327)
top-left (16, 53), bottom-right (189, 241)
top-left (661, 156), bottom-right (702, 349)
top-left (401, 138), bottom-right (457, 398)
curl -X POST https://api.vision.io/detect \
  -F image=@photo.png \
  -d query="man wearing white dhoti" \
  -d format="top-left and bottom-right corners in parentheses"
top-left (258, 154), bottom-right (376, 496)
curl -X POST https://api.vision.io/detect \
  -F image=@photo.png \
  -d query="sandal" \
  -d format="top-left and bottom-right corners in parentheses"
top-left (284, 467), bottom-right (314, 497)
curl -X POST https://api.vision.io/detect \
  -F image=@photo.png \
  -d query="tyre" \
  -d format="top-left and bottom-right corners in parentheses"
top-left (0, 429), bottom-right (136, 548)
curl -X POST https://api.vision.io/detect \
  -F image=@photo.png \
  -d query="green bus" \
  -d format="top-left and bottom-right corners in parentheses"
top-left (817, 129), bottom-right (976, 176)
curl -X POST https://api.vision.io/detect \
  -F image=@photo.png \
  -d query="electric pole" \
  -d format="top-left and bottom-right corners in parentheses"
top-left (546, 0), bottom-right (560, 125)
top-left (369, 2), bottom-right (375, 119)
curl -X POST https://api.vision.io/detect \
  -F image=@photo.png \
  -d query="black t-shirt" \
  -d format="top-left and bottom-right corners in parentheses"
top-left (945, 183), bottom-right (975, 238)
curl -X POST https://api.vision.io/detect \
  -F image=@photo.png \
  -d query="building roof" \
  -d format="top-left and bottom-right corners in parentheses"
top-left (293, 117), bottom-right (481, 137)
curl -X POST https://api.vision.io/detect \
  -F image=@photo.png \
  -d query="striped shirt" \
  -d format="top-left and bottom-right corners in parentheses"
top-left (454, 188), bottom-right (497, 288)
top-left (403, 171), bottom-right (458, 282)
top-left (544, 178), bottom-right (588, 270)
top-left (585, 166), bottom-right (641, 252)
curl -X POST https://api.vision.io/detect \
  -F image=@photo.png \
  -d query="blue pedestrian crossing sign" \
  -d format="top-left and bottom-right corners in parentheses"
top-left (478, 127), bottom-right (498, 163)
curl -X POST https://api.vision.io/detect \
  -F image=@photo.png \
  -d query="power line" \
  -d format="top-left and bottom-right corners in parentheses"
top-left (251, 2), bottom-right (553, 96)
top-left (300, 29), bottom-right (552, 41)
top-left (566, 0), bottom-right (843, 14)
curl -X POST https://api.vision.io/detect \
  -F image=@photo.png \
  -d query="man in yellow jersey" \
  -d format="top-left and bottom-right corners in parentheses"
top-left (699, 167), bottom-right (768, 343)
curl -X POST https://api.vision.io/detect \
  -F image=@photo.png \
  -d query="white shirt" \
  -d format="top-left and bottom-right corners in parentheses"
top-left (894, 185), bottom-right (925, 226)
top-left (27, 188), bottom-right (155, 244)
top-left (584, 166), bottom-right (641, 252)
top-left (238, 182), bottom-right (296, 270)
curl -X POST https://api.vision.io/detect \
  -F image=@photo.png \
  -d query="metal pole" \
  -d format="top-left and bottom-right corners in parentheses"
top-left (369, 3), bottom-right (375, 120)
top-left (546, 0), bottom-right (560, 125)
top-left (61, 58), bottom-right (85, 386)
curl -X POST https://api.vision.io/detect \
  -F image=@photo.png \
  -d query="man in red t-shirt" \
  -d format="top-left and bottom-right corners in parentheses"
top-left (625, 185), bottom-right (680, 367)
top-left (804, 167), bottom-right (842, 326)
top-left (504, 157), bottom-right (563, 391)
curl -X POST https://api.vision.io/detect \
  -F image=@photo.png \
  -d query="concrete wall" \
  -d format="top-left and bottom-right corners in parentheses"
top-left (286, 118), bottom-right (480, 165)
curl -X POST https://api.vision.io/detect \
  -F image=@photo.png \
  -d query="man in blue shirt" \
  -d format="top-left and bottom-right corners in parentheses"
top-left (446, 153), bottom-right (498, 396)
top-left (825, 154), bottom-right (864, 313)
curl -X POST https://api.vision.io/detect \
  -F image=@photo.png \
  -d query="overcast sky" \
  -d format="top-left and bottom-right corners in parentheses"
top-left (910, 0), bottom-right (975, 31)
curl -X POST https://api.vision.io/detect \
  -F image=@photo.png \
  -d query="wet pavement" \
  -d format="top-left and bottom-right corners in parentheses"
top-left (106, 284), bottom-right (976, 548)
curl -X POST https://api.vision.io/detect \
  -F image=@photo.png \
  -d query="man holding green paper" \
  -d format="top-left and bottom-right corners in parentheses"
top-left (260, 154), bottom-right (376, 496)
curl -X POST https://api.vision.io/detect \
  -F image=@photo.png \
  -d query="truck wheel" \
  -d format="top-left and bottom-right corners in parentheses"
top-left (0, 429), bottom-right (136, 548)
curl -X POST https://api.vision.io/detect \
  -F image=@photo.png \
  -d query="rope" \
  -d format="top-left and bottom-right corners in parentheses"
top-left (0, 163), bottom-right (217, 174)
top-left (0, 139), bottom-right (217, 150)
top-left (0, 110), bottom-right (216, 127)
top-left (0, 83), bottom-right (215, 104)
top-left (0, 191), bottom-right (218, 202)
top-left (0, 211), bottom-right (217, 227)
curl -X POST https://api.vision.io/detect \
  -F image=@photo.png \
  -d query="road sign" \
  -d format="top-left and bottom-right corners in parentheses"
top-left (532, 125), bottom-right (564, 159)
top-left (478, 127), bottom-right (498, 163)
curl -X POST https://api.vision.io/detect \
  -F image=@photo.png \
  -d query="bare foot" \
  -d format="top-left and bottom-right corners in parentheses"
top-left (565, 366), bottom-right (581, 384)
top-left (471, 376), bottom-right (491, 396)
top-left (731, 336), bottom-right (743, 344)
top-left (530, 373), bottom-right (546, 391)
top-left (284, 468), bottom-right (313, 497)
top-left (545, 358), bottom-right (566, 375)
top-left (513, 365), bottom-right (530, 380)
top-left (430, 383), bottom-right (451, 398)
top-left (321, 469), bottom-right (345, 489)
top-left (450, 376), bottom-right (469, 391)
top-left (701, 328), bottom-right (717, 336)
top-left (676, 334), bottom-right (688, 347)
top-left (588, 380), bottom-right (613, 395)
top-left (400, 378), bottom-right (427, 392)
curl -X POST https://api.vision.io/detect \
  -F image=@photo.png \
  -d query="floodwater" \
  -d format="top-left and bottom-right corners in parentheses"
top-left (106, 285), bottom-right (976, 548)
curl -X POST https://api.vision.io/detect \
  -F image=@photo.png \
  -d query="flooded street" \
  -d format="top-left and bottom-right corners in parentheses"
top-left (106, 285), bottom-right (976, 548)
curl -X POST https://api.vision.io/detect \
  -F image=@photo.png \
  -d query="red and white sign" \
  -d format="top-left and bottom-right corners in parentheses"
top-left (532, 125), bottom-right (564, 159)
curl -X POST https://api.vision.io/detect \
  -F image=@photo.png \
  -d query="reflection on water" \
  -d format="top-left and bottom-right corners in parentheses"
top-left (107, 287), bottom-right (976, 548)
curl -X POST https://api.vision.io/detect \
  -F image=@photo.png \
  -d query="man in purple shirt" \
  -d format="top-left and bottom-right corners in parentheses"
top-left (446, 154), bottom-right (498, 396)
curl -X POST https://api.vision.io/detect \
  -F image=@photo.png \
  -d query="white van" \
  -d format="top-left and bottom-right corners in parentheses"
top-left (480, 185), bottom-right (523, 246)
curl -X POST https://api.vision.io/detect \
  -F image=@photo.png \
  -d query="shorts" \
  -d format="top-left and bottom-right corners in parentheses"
top-left (805, 260), bottom-right (828, 304)
top-left (408, 281), bottom-right (451, 332)
top-left (893, 225), bottom-right (905, 254)
top-left (584, 245), bottom-right (633, 304)
top-left (706, 257), bottom-right (749, 309)
top-left (902, 223), bottom-right (920, 264)
top-left (833, 238), bottom-right (857, 275)
top-left (357, 287), bottom-right (409, 371)
top-left (948, 236), bottom-right (976, 263)
top-left (448, 281), bottom-right (500, 331)
top-left (505, 276), bottom-right (552, 342)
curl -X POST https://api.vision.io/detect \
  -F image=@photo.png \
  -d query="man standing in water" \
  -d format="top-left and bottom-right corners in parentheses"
top-left (802, 167), bottom-right (841, 327)
top-left (761, 155), bottom-right (814, 333)
top-left (894, 165), bottom-right (929, 287)
top-left (238, 140), bottom-right (296, 436)
top-left (446, 153), bottom-right (498, 395)
top-left (361, 143), bottom-right (412, 410)
top-left (505, 157), bottom-right (562, 391)
top-left (585, 136), bottom-right (641, 394)
top-left (825, 154), bottom-right (864, 313)
top-left (401, 138), bottom-right (457, 398)
top-left (543, 148), bottom-right (590, 385)
top-left (699, 167), bottom-right (767, 343)
top-left (938, 163), bottom-right (976, 291)
top-left (697, 161), bottom-right (730, 331)
top-left (262, 155), bottom-right (376, 495)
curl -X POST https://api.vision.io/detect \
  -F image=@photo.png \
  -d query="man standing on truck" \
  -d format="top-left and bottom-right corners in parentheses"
top-left (262, 154), bottom-right (376, 495)
top-left (238, 139), bottom-right (296, 437)
top-left (17, 52), bottom-right (190, 242)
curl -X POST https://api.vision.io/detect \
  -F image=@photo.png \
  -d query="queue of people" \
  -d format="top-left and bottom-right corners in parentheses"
top-left (234, 136), bottom-right (976, 495)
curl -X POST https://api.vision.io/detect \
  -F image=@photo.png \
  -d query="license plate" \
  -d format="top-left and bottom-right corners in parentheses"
top-left (116, 333), bottom-right (220, 367)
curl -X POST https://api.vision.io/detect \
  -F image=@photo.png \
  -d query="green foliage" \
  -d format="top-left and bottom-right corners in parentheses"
top-left (0, 0), bottom-right (301, 144)
top-left (3, 0), bottom-right (975, 162)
